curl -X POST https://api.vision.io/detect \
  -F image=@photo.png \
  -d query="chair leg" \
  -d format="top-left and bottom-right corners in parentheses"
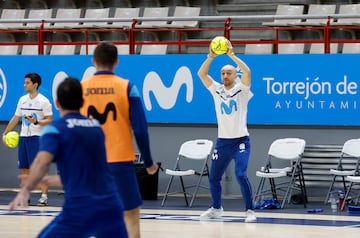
top-left (299, 163), bottom-right (308, 204)
top-left (324, 175), bottom-right (337, 205)
top-left (269, 178), bottom-right (278, 200)
top-left (298, 173), bottom-right (307, 208)
top-left (179, 176), bottom-right (189, 206)
top-left (282, 171), bottom-right (298, 209)
top-left (189, 174), bottom-right (206, 208)
top-left (253, 177), bottom-right (266, 204)
top-left (342, 181), bottom-right (353, 211)
top-left (161, 175), bottom-right (175, 207)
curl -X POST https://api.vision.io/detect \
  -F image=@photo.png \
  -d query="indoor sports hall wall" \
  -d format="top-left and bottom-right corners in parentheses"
top-left (1, 54), bottom-right (360, 198)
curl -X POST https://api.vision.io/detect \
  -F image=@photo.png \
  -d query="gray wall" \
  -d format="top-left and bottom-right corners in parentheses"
top-left (1, 122), bottom-right (359, 199)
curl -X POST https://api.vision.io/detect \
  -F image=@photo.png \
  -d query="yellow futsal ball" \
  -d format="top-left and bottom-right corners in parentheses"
top-left (210, 36), bottom-right (229, 55)
top-left (5, 131), bottom-right (19, 148)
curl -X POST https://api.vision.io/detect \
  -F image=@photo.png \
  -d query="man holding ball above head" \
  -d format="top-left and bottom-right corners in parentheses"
top-left (2, 73), bottom-right (52, 207)
top-left (197, 38), bottom-right (257, 222)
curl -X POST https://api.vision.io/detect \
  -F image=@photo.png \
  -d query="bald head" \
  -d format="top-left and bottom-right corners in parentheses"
top-left (221, 64), bottom-right (237, 89)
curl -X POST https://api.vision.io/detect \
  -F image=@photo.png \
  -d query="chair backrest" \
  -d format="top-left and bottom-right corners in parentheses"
top-left (272, 5), bottom-right (304, 25)
top-left (268, 138), bottom-right (306, 160)
top-left (0, 9), bottom-right (26, 29)
top-left (0, 45), bottom-right (18, 55)
top-left (304, 4), bottom-right (336, 25)
top-left (342, 43), bottom-right (360, 54)
top-left (309, 43), bottom-right (338, 54)
top-left (21, 45), bottom-right (39, 55)
top-left (168, 6), bottom-right (201, 27)
top-left (80, 44), bottom-right (133, 55)
top-left (138, 7), bottom-right (169, 27)
top-left (25, 9), bottom-right (53, 29)
top-left (51, 8), bottom-right (82, 28)
top-left (245, 44), bottom-right (273, 54)
top-left (81, 8), bottom-right (111, 28)
top-left (0, 32), bottom-right (16, 42)
top-left (49, 45), bottom-right (76, 55)
top-left (140, 45), bottom-right (167, 54)
top-left (337, 4), bottom-right (360, 24)
top-left (0, 0), bottom-right (20, 9)
top-left (278, 43), bottom-right (305, 54)
top-left (111, 7), bottom-right (140, 28)
top-left (79, 44), bottom-right (97, 55)
top-left (342, 139), bottom-right (360, 157)
top-left (178, 139), bottom-right (213, 160)
top-left (116, 45), bottom-right (131, 55)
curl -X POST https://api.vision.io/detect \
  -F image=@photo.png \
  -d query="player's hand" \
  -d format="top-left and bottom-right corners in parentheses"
top-left (146, 162), bottom-right (159, 175)
top-left (9, 189), bottom-right (30, 211)
top-left (208, 45), bottom-right (217, 58)
top-left (226, 40), bottom-right (234, 56)
top-left (2, 133), bottom-right (6, 145)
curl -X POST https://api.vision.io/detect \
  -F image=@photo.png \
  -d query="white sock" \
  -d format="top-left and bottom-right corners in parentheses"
top-left (41, 194), bottom-right (48, 198)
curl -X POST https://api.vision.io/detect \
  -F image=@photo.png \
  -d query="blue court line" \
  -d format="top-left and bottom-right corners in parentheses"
top-left (140, 213), bottom-right (360, 227)
top-left (1, 209), bottom-right (360, 228)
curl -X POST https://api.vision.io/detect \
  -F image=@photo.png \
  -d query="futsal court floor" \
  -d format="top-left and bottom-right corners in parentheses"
top-left (0, 189), bottom-right (359, 238)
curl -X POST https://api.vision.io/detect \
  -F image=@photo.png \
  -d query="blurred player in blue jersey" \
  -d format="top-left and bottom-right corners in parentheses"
top-left (9, 77), bottom-right (128, 238)
top-left (197, 40), bottom-right (256, 223)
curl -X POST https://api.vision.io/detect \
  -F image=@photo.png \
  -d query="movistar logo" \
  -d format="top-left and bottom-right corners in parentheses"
top-left (87, 103), bottom-right (116, 125)
top-left (142, 66), bottom-right (193, 110)
top-left (221, 99), bottom-right (237, 114)
top-left (51, 66), bottom-right (193, 113)
top-left (0, 68), bottom-right (7, 108)
top-left (52, 67), bottom-right (96, 109)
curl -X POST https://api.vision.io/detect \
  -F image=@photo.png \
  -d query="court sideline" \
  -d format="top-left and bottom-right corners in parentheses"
top-left (0, 189), bottom-right (360, 237)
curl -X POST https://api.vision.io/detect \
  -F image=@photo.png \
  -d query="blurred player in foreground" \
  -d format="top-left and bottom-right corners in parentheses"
top-left (9, 77), bottom-right (128, 238)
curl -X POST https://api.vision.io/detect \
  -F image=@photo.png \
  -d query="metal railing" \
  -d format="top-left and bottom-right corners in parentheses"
top-left (0, 14), bottom-right (359, 54)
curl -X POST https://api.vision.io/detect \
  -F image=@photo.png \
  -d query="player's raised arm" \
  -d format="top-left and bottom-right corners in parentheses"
top-left (197, 46), bottom-right (217, 88)
top-left (226, 40), bottom-right (251, 87)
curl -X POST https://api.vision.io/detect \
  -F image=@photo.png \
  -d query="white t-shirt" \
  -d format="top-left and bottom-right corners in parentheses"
top-left (208, 81), bottom-right (253, 139)
top-left (15, 93), bottom-right (53, 137)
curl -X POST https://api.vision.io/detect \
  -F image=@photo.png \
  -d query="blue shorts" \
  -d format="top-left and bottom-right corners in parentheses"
top-left (38, 194), bottom-right (128, 238)
top-left (18, 136), bottom-right (39, 169)
top-left (108, 162), bottom-right (142, 210)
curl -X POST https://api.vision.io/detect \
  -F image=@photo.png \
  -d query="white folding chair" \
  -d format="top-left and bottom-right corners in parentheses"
top-left (161, 139), bottom-right (213, 207)
top-left (140, 44), bottom-right (167, 54)
top-left (253, 138), bottom-right (307, 208)
top-left (324, 139), bottom-right (360, 205)
top-left (244, 44), bottom-right (273, 54)
top-left (48, 8), bottom-right (82, 29)
top-left (110, 7), bottom-right (140, 28)
top-left (0, 9), bottom-right (26, 29)
top-left (262, 5), bottom-right (304, 27)
top-left (23, 9), bottom-right (53, 29)
top-left (136, 7), bottom-right (169, 28)
top-left (161, 6), bottom-right (201, 28)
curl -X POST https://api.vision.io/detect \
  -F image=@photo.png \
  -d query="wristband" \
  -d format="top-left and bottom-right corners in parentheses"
top-left (34, 120), bottom-right (38, 125)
